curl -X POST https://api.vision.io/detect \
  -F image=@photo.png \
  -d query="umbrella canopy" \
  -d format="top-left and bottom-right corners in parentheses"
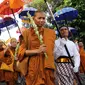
top-left (0, 17), bottom-right (17, 37)
top-left (0, 0), bottom-right (22, 17)
top-left (0, 17), bottom-right (17, 27)
top-left (9, 0), bottom-right (33, 9)
top-left (19, 7), bottom-right (37, 19)
top-left (53, 7), bottom-right (78, 24)
top-left (68, 27), bottom-right (78, 34)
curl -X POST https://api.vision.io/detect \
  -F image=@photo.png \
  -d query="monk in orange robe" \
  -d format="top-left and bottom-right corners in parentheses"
top-left (8, 38), bottom-right (19, 84)
top-left (0, 40), bottom-right (5, 82)
top-left (78, 42), bottom-right (85, 73)
top-left (0, 40), bottom-right (13, 85)
top-left (0, 38), bottom-right (18, 85)
top-left (18, 11), bottom-right (56, 85)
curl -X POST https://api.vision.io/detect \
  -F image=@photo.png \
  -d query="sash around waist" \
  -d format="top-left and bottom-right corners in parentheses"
top-left (55, 56), bottom-right (73, 63)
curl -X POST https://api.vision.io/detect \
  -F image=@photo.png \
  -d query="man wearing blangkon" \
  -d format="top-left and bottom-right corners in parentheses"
top-left (18, 11), bottom-right (56, 85)
top-left (54, 26), bottom-right (80, 85)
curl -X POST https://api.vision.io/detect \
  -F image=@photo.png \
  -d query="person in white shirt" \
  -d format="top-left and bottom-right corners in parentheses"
top-left (54, 26), bottom-right (80, 85)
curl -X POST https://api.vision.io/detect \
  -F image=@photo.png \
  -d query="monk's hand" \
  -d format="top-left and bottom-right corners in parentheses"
top-left (38, 44), bottom-right (46, 53)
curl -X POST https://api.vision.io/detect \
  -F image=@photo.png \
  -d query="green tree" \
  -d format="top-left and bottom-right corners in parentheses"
top-left (70, 0), bottom-right (85, 43)
top-left (27, 0), bottom-right (63, 11)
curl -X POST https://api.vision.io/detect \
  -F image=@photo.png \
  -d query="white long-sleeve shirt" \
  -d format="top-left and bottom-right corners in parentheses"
top-left (54, 38), bottom-right (80, 72)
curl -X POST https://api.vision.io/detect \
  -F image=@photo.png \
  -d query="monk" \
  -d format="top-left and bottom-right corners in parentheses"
top-left (0, 40), bottom-right (5, 83)
top-left (8, 38), bottom-right (19, 84)
top-left (18, 11), bottom-right (56, 85)
top-left (0, 39), bottom-right (13, 85)
top-left (0, 38), bottom-right (19, 85)
top-left (78, 41), bottom-right (85, 73)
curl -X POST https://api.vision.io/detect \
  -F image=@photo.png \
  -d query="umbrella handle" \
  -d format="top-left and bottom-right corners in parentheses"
top-left (43, 0), bottom-right (61, 37)
top-left (2, 21), bottom-right (11, 38)
top-left (11, 9), bottom-right (22, 33)
top-left (6, 26), bottom-right (11, 38)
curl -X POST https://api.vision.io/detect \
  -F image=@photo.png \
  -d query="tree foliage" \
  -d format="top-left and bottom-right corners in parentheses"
top-left (70, 0), bottom-right (85, 40)
top-left (27, 0), bottom-right (62, 11)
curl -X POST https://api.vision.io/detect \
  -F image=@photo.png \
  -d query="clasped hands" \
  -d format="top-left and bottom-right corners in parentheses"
top-left (38, 44), bottom-right (47, 53)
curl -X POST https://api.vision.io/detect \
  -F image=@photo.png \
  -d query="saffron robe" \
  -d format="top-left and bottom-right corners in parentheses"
top-left (18, 27), bottom-right (56, 85)
top-left (79, 47), bottom-right (85, 73)
top-left (0, 49), bottom-right (5, 81)
top-left (0, 47), bottom-right (17, 85)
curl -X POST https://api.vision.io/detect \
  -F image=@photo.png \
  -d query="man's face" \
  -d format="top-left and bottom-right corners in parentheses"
top-left (33, 12), bottom-right (46, 27)
top-left (60, 27), bottom-right (69, 38)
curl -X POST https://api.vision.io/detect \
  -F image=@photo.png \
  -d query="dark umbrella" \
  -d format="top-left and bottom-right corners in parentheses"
top-left (68, 27), bottom-right (78, 34)
top-left (53, 7), bottom-right (78, 25)
top-left (19, 7), bottom-right (37, 19)
top-left (19, 7), bottom-right (37, 28)
top-left (0, 17), bottom-right (17, 38)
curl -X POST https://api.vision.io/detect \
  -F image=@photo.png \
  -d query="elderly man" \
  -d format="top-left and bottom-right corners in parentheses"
top-left (54, 26), bottom-right (80, 85)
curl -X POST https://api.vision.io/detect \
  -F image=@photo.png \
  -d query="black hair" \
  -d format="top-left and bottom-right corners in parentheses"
top-left (59, 26), bottom-right (69, 30)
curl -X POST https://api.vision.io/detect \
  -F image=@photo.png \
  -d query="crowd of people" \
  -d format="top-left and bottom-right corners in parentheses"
top-left (0, 10), bottom-right (85, 85)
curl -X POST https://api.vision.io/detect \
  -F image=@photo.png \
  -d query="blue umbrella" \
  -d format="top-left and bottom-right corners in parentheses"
top-left (19, 7), bottom-right (37, 20)
top-left (68, 27), bottom-right (78, 34)
top-left (53, 7), bottom-right (78, 24)
top-left (0, 17), bottom-right (17, 38)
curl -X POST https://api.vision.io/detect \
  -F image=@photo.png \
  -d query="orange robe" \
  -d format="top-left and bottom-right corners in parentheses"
top-left (0, 49), bottom-right (5, 82)
top-left (18, 28), bottom-right (56, 85)
top-left (79, 47), bottom-right (85, 73)
top-left (9, 47), bottom-right (18, 81)
top-left (0, 47), bottom-right (16, 85)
